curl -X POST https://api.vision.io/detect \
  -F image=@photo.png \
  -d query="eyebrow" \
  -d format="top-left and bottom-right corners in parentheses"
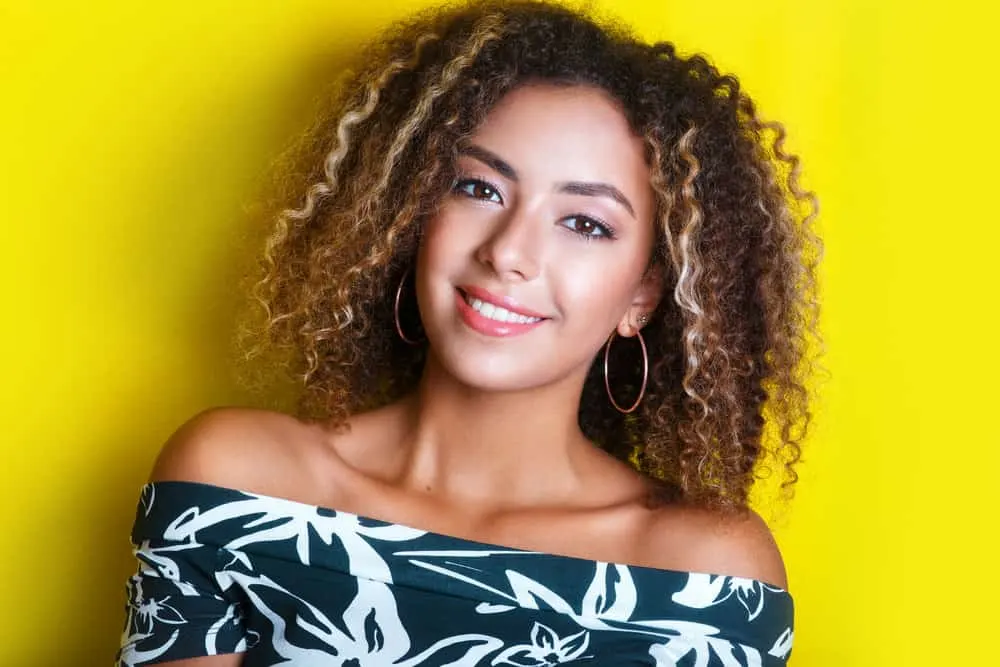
top-left (459, 144), bottom-right (518, 181)
top-left (558, 181), bottom-right (635, 219)
top-left (457, 143), bottom-right (636, 219)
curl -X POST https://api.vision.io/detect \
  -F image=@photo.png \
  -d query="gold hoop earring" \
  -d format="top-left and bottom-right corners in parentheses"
top-left (603, 329), bottom-right (648, 414)
top-left (393, 269), bottom-right (421, 345)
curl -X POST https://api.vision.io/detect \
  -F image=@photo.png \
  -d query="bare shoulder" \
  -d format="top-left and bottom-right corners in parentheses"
top-left (150, 407), bottom-right (331, 497)
top-left (637, 504), bottom-right (788, 589)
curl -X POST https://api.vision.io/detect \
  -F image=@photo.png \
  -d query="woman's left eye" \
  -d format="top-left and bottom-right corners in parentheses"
top-left (561, 215), bottom-right (614, 239)
top-left (453, 178), bottom-right (503, 204)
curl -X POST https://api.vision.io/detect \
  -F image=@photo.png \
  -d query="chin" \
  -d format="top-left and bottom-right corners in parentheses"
top-left (427, 343), bottom-right (562, 395)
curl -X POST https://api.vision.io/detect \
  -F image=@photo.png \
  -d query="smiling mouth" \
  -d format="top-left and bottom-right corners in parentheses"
top-left (457, 289), bottom-right (545, 325)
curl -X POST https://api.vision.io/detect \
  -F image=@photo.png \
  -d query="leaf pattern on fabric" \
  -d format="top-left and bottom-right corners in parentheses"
top-left (219, 569), bottom-right (503, 666)
top-left (405, 557), bottom-right (638, 627)
top-left (119, 578), bottom-right (183, 666)
top-left (163, 493), bottom-right (426, 581)
top-left (767, 628), bottom-right (794, 659)
top-left (117, 481), bottom-right (794, 666)
top-left (672, 574), bottom-right (787, 622)
top-left (491, 623), bottom-right (590, 666)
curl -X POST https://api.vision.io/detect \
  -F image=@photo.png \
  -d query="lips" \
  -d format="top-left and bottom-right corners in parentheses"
top-left (457, 285), bottom-right (548, 320)
top-left (454, 286), bottom-right (548, 337)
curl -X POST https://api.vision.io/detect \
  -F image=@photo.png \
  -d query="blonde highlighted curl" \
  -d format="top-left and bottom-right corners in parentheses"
top-left (251, 0), bottom-right (823, 509)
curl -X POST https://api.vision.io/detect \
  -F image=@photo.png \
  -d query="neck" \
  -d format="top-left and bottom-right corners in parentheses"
top-left (394, 353), bottom-right (595, 511)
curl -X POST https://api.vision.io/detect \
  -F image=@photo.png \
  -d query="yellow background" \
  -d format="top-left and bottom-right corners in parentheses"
top-left (2, 0), bottom-right (997, 664)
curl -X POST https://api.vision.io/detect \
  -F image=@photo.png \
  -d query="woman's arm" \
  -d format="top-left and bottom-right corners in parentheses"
top-left (118, 409), bottom-right (298, 667)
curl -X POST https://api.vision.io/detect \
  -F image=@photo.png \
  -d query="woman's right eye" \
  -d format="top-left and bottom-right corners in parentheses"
top-left (453, 178), bottom-right (503, 204)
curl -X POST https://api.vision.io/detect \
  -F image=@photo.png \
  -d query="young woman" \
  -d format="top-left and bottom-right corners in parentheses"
top-left (117, 1), bottom-right (820, 665)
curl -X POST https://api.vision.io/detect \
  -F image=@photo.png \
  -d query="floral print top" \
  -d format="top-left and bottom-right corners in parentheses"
top-left (117, 481), bottom-right (794, 666)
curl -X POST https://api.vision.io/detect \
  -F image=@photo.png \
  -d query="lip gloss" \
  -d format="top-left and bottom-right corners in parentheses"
top-left (455, 290), bottom-right (546, 337)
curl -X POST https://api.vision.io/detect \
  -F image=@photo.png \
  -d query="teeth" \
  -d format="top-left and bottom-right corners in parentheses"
top-left (467, 296), bottom-right (541, 324)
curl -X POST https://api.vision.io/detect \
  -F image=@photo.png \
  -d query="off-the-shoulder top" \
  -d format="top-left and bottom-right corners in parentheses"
top-left (116, 481), bottom-right (794, 666)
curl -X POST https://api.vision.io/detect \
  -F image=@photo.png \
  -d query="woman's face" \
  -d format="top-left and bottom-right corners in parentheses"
top-left (416, 83), bottom-right (659, 393)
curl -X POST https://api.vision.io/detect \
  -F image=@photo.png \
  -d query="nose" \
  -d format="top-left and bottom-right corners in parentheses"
top-left (474, 203), bottom-right (542, 281)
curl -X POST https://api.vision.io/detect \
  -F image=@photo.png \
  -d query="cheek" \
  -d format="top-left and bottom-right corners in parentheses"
top-left (419, 205), bottom-right (480, 271)
top-left (417, 213), bottom-right (458, 279)
top-left (550, 249), bottom-right (644, 325)
top-left (415, 208), bottom-right (475, 310)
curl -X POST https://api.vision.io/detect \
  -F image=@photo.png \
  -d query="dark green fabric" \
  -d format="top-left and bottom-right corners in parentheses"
top-left (117, 481), bottom-right (793, 666)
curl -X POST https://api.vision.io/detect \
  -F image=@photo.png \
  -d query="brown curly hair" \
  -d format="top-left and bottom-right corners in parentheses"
top-left (250, 0), bottom-right (822, 509)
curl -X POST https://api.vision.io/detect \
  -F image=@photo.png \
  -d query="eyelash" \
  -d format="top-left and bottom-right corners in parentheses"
top-left (452, 177), bottom-right (503, 204)
top-left (562, 215), bottom-right (616, 240)
top-left (451, 177), bottom-right (617, 241)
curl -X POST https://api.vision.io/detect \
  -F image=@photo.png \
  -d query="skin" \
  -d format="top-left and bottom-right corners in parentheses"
top-left (147, 84), bottom-right (787, 667)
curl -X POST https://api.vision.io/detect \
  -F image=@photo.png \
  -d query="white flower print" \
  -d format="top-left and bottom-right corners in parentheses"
top-left (220, 569), bottom-right (504, 666)
top-left (118, 629), bottom-right (179, 667)
top-left (405, 556), bottom-right (641, 629)
top-left (134, 539), bottom-right (204, 597)
top-left (491, 622), bottom-right (590, 666)
top-left (140, 483), bottom-right (155, 517)
top-left (581, 563), bottom-right (637, 621)
top-left (158, 489), bottom-right (426, 581)
top-left (502, 565), bottom-right (641, 628)
top-left (118, 577), bottom-right (184, 667)
top-left (133, 593), bottom-right (186, 634)
top-left (121, 484), bottom-right (792, 666)
top-left (671, 574), bottom-right (785, 622)
top-left (767, 628), bottom-right (793, 659)
top-left (649, 635), bottom-right (763, 667)
top-left (405, 556), bottom-right (748, 667)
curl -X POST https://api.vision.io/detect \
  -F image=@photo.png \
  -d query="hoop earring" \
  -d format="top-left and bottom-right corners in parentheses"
top-left (603, 329), bottom-right (648, 414)
top-left (393, 269), bottom-right (421, 345)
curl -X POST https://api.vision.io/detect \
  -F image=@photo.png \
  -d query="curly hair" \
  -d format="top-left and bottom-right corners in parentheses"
top-left (250, 0), bottom-right (822, 509)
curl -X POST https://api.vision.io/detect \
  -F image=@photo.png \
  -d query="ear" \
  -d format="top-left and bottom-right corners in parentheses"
top-left (617, 265), bottom-right (665, 337)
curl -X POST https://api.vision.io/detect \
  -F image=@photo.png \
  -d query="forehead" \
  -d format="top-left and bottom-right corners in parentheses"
top-left (466, 84), bottom-right (651, 199)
